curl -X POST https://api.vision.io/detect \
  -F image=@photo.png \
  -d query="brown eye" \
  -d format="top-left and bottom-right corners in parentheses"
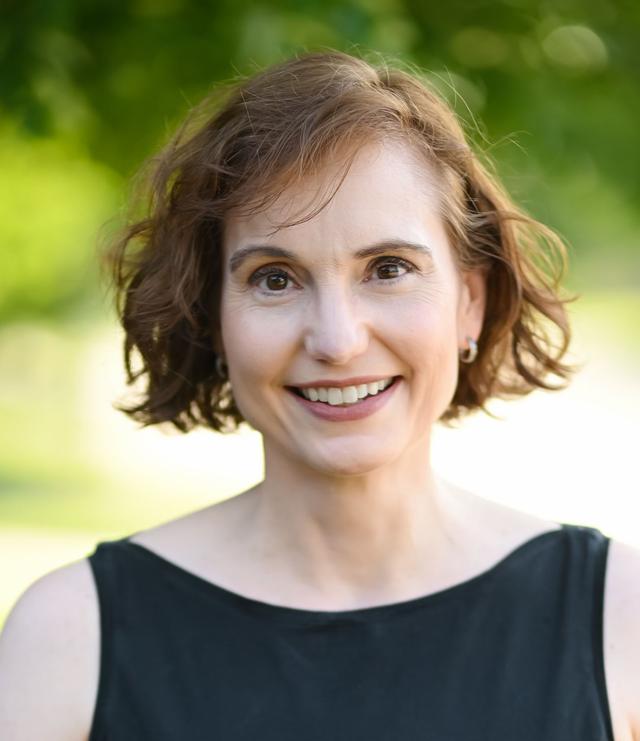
top-left (370, 256), bottom-right (415, 283)
top-left (377, 263), bottom-right (402, 279)
top-left (249, 267), bottom-right (295, 294)
top-left (265, 273), bottom-right (288, 291)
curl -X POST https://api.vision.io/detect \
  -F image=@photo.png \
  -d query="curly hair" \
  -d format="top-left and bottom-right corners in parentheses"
top-left (100, 49), bottom-right (576, 433)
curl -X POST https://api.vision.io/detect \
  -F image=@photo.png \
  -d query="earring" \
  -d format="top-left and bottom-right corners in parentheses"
top-left (215, 353), bottom-right (229, 380)
top-left (459, 337), bottom-right (478, 364)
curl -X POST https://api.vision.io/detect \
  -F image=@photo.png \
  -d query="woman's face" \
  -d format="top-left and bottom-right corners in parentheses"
top-left (220, 139), bottom-right (485, 476)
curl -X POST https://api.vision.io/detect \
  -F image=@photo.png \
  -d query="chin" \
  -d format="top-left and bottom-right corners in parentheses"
top-left (302, 441), bottom-right (403, 478)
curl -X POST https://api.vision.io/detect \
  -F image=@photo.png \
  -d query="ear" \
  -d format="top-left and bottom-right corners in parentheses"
top-left (457, 268), bottom-right (487, 349)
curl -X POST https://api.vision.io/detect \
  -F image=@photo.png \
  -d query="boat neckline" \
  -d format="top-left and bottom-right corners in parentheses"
top-left (115, 523), bottom-right (570, 624)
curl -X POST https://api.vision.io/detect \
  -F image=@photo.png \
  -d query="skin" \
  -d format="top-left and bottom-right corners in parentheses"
top-left (0, 137), bottom-right (638, 741)
top-left (213, 138), bottom-right (511, 607)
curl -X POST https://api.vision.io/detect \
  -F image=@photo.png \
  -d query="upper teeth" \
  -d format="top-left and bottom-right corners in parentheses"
top-left (299, 377), bottom-right (394, 405)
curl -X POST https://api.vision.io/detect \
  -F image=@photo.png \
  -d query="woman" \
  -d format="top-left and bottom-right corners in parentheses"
top-left (0, 50), bottom-right (638, 740)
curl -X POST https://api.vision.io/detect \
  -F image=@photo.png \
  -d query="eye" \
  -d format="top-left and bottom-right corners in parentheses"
top-left (248, 255), bottom-right (417, 296)
top-left (248, 266), bottom-right (297, 294)
top-left (368, 256), bottom-right (415, 284)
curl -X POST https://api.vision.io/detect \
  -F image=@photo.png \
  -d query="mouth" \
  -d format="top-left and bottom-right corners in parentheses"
top-left (285, 375), bottom-right (401, 407)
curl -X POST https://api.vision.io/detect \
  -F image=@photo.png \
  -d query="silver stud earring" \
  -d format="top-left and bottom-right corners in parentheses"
top-left (215, 354), bottom-right (229, 380)
top-left (459, 337), bottom-right (478, 364)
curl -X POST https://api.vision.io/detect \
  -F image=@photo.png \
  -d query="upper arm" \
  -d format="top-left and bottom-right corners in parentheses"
top-left (0, 559), bottom-right (101, 741)
top-left (603, 538), bottom-right (640, 741)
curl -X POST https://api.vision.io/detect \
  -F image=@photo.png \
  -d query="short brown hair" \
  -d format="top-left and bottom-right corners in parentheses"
top-left (101, 49), bottom-right (576, 433)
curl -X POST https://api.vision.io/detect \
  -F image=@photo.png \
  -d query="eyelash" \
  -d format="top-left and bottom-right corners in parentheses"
top-left (248, 256), bottom-right (416, 295)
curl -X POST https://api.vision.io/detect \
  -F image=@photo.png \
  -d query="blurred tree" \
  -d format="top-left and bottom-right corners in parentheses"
top-left (1, 0), bottom-right (638, 321)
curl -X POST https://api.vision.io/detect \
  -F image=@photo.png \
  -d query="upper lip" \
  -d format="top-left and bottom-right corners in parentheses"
top-left (287, 375), bottom-right (399, 389)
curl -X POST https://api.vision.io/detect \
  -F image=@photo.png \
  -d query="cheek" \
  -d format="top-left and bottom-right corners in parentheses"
top-left (397, 288), bottom-right (458, 352)
top-left (220, 299), bottom-right (297, 380)
top-left (407, 320), bottom-right (458, 384)
top-left (395, 298), bottom-right (460, 412)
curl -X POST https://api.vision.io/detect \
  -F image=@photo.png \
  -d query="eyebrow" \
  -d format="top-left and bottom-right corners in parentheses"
top-left (228, 239), bottom-right (433, 273)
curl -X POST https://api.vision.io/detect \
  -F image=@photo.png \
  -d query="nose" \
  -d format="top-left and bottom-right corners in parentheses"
top-left (303, 284), bottom-right (369, 365)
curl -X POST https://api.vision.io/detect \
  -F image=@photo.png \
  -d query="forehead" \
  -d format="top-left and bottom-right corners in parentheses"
top-left (223, 139), bottom-right (447, 255)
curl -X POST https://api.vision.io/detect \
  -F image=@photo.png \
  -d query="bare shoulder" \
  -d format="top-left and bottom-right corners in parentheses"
top-left (603, 538), bottom-right (640, 741)
top-left (129, 490), bottom-right (256, 558)
top-left (445, 481), bottom-right (562, 548)
top-left (0, 558), bottom-right (100, 741)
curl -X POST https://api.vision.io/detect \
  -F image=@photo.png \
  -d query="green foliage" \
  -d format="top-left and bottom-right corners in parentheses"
top-left (0, 127), bottom-right (121, 322)
top-left (1, 0), bottom-right (639, 322)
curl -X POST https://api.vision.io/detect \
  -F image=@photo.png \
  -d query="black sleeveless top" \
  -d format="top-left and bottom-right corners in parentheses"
top-left (86, 523), bottom-right (614, 741)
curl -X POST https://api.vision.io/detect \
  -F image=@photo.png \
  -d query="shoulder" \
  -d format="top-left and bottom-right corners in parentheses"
top-left (603, 537), bottom-right (640, 741)
top-left (446, 483), bottom-right (563, 551)
top-left (128, 492), bottom-right (255, 558)
top-left (0, 558), bottom-right (100, 741)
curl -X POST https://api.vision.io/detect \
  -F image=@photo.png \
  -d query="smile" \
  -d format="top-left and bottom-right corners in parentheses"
top-left (285, 376), bottom-right (402, 422)
top-left (292, 377), bottom-right (395, 406)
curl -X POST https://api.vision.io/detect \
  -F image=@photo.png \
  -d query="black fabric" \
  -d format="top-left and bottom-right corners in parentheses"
top-left (87, 523), bottom-right (614, 741)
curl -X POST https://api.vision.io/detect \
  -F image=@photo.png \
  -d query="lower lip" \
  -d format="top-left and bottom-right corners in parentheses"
top-left (286, 378), bottom-right (401, 422)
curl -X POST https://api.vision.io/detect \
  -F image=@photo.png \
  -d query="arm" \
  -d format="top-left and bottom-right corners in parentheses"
top-left (603, 539), bottom-right (640, 741)
top-left (0, 560), bottom-right (100, 741)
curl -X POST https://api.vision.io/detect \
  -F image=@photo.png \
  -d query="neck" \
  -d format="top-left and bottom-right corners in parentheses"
top-left (241, 437), bottom-right (469, 609)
